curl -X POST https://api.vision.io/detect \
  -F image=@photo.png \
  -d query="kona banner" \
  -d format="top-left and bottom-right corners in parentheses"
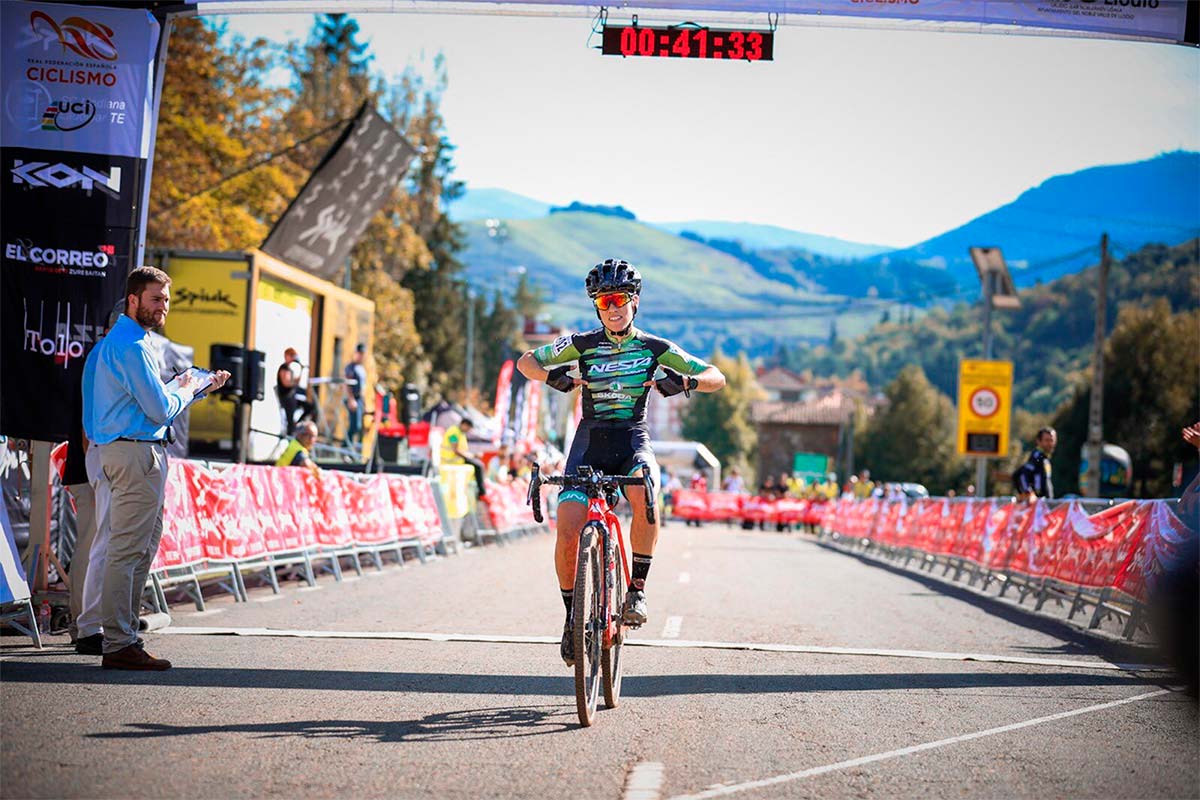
top-left (262, 103), bottom-right (417, 280)
top-left (0, 1), bottom-right (160, 441)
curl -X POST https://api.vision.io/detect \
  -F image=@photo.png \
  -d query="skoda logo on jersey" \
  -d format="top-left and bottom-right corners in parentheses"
top-left (590, 356), bottom-right (652, 375)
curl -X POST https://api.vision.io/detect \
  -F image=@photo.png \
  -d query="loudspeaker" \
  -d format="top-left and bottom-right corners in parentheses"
top-left (243, 349), bottom-right (266, 401)
top-left (210, 344), bottom-right (244, 397)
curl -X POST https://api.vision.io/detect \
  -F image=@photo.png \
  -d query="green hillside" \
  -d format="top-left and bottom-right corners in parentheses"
top-left (461, 211), bottom-right (882, 354)
top-left (781, 239), bottom-right (1199, 416)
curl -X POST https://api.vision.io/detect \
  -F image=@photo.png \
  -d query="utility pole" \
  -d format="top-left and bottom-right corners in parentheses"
top-left (975, 268), bottom-right (995, 498)
top-left (1083, 233), bottom-right (1109, 497)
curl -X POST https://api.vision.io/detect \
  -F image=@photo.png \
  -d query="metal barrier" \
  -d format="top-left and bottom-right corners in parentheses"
top-left (818, 495), bottom-right (1194, 640)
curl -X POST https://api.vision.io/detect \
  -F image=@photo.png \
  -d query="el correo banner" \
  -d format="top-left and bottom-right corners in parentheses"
top-left (1, 1), bottom-right (160, 158)
top-left (261, 103), bottom-right (417, 280)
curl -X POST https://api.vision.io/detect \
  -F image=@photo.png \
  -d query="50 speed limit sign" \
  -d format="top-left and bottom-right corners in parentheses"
top-left (958, 360), bottom-right (1012, 456)
top-left (969, 387), bottom-right (1000, 418)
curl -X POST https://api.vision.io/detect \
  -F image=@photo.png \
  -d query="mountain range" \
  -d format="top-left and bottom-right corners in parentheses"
top-left (449, 152), bottom-right (1200, 357)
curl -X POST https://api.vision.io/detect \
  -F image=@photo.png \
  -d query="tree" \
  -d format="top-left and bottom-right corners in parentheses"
top-left (476, 290), bottom-right (523, 405)
top-left (681, 351), bottom-right (764, 473)
top-left (147, 18), bottom-right (293, 250)
top-left (1050, 299), bottom-right (1199, 497)
top-left (857, 365), bottom-right (970, 494)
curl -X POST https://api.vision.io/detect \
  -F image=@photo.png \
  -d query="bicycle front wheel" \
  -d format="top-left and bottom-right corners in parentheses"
top-left (573, 526), bottom-right (603, 727)
top-left (602, 568), bottom-right (625, 709)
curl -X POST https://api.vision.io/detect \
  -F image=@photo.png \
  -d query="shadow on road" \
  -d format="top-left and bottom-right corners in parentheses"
top-left (823, 544), bottom-right (1155, 665)
top-left (0, 661), bottom-right (1156, 695)
top-left (89, 705), bottom-right (575, 742)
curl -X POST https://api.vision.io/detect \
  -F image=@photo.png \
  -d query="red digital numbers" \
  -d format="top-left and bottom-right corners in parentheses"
top-left (604, 25), bottom-right (772, 61)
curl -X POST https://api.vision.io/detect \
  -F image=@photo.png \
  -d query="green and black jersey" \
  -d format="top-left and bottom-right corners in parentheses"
top-left (532, 326), bottom-right (710, 425)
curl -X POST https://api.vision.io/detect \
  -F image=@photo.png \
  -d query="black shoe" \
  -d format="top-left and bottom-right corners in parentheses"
top-left (560, 621), bottom-right (575, 668)
top-left (622, 589), bottom-right (648, 628)
top-left (74, 633), bottom-right (103, 655)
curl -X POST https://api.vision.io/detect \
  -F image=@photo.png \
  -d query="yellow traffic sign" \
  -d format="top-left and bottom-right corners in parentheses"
top-left (957, 359), bottom-right (1012, 457)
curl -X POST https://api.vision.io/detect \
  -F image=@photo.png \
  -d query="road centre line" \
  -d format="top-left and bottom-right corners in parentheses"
top-left (667, 689), bottom-right (1172, 799)
top-left (158, 627), bottom-right (1165, 672)
top-left (624, 761), bottom-right (665, 800)
top-left (662, 616), bottom-right (684, 639)
top-left (678, 572), bottom-right (691, 584)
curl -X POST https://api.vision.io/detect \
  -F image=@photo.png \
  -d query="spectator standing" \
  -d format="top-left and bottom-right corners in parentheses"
top-left (487, 444), bottom-right (511, 484)
top-left (81, 267), bottom-right (229, 669)
top-left (275, 347), bottom-right (316, 436)
top-left (441, 417), bottom-right (487, 499)
top-left (275, 420), bottom-right (320, 479)
top-left (689, 471), bottom-right (708, 492)
top-left (1014, 427), bottom-right (1057, 502)
top-left (63, 353), bottom-right (96, 646)
top-left (722, 467), bottom-right (745, 494)
top-left (72, 301), bottom-right (122, 654)
top-left (343, 343), bottom-right (367, 446)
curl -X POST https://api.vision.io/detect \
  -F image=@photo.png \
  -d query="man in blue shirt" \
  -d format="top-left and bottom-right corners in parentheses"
top-left (81, 267), bottom-right (229, 670)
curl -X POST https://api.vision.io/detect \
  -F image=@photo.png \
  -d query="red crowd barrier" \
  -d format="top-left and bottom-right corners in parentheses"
top-left (671, 489), bottom-right (829, 527)
top-left (152, 460), bottom-right (453, 570)
top-left (823, 496), bottom-right (1195, 601)
top-left (481, 478), bottom-right (539, 533)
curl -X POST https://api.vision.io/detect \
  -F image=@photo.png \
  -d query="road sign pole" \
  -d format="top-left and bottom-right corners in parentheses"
top-left (975, 272), bottom-right (994, 497)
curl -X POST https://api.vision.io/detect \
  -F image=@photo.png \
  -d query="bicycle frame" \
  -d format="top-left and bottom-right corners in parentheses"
top-left (585, 494), bottom-right (631, 648)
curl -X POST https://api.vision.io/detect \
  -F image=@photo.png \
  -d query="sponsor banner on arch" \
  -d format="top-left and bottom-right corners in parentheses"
top-left (1, 1), bottom-right (160, 158)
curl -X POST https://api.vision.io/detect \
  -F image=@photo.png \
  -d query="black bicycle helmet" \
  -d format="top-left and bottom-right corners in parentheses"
top-left (585, 259), bottom-right (642, 298)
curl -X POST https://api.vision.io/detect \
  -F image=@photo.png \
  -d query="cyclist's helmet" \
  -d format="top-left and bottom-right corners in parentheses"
top-left (585, 259), bottom-right (642, 298)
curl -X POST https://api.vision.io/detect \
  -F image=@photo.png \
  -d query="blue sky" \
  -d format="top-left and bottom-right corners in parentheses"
top-left (223, 12), bottom-right (1199, 248)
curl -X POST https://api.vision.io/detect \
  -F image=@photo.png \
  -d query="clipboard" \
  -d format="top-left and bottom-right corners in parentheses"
top-left (167, 366), bottom-right (218, 400)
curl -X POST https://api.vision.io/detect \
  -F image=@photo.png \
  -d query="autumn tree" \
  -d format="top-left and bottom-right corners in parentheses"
top-left (147, 18), bottom-right (293, 250)
top-left (681, 350), bottom-right (764, 474)
top-left (857, 365), bottom-right (971, 494)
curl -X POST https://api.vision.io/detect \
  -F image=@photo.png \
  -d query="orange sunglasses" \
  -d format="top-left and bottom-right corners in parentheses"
top-left (594, 292), bottom-right (634, 311)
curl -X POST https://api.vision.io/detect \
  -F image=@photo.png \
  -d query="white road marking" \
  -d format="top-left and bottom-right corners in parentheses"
top-left (678, 572), bottom-right (691, 584)
top-left (624, 761), bottom-right (665, 800)
top-left (662, 616), bottom-right (684, 639)
top-left (297, 586), bottom-right (323, 593)
top-left (253, 595), bottom-right (284, 603)
top-left (668, 690), bottom-right (1172, 799)
top-left (682, 552), bottom-right (692, 560)
top-left (156, 627), bottom-right (1166, 672)
top-left (180, 608), bottom-right (225, 617)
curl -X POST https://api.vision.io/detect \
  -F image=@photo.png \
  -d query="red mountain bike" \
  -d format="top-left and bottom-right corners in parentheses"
top-left (528, 463), bottom-right (656, 727)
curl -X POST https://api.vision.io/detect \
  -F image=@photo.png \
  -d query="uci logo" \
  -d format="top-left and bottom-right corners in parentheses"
top-left (41, 99), bottom-right (96, 132)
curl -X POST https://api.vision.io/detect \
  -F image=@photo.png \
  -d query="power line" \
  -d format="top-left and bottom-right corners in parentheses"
top-left (150, 114), bottom-right (354, 220)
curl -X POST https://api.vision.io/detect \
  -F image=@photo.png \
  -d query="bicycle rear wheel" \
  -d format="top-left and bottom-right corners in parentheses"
top-left (602, 567), bottom-right (625, 709)
top-left (573, 527), bottom-right (603, 727)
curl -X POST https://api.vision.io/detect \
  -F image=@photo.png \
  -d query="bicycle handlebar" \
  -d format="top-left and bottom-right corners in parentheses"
top-left (527, 463), bottom-right (656, 525)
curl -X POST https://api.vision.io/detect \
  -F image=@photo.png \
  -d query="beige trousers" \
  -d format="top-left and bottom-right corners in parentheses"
top-left (64, 480), bottom-right (97, 640)
top-left (98, 441), bottom-right (167, 654)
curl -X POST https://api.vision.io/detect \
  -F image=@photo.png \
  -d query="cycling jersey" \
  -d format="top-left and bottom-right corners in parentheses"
top-left (531, 327), bottom-right (710, 426)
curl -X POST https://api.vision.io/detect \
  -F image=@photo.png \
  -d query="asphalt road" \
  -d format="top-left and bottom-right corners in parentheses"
top-left (2, 521), bottom-right (1197, 799)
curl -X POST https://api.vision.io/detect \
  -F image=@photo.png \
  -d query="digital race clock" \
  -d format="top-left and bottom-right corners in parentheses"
top-left (601, 24), bottom-right (774, 61)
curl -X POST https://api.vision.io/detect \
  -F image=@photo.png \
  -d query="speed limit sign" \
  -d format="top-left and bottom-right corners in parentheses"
top-left (969, 387), bottom-right (1000, 418)
top-left (957, 360), bottom-right (1012, 456)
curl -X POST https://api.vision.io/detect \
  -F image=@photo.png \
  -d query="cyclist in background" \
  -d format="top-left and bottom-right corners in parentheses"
top-left (517, 259), bottom-right (726, 666)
